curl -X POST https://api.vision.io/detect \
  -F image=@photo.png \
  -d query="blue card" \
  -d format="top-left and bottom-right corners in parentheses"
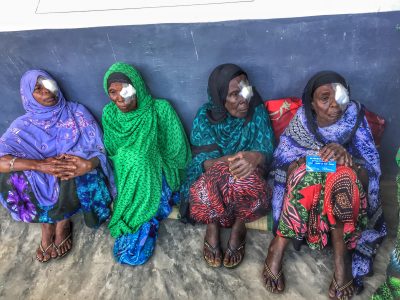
top-left (306, 155), bottom-right (336, 172)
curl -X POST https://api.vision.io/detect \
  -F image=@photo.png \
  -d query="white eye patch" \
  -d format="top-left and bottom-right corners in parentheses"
top-left (120, 83), bottom-right (136, 103)
top-left (332, 83), bottom-right (349, 110)
top-left (38, 77), bottom-right (58, 95)
top-left (238, 80), bottom-right (253, 102)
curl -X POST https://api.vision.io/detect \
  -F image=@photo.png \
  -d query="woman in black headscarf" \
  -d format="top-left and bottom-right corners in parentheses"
top-left (180, 63), bottom-right (275, 268)
top-left (263, 71), bottom-right (384, 299)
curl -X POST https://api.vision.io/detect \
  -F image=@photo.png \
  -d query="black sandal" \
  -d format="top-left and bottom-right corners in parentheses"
top-left (203, 240), bottom-right (222, 268)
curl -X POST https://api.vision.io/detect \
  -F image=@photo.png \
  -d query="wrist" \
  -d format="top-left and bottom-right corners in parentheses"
top-left (31, 159), bottom-right (40, 172)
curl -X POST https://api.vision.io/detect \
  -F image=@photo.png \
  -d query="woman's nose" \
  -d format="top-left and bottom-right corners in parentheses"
top-left (330, 98), bottom-right (339, 108)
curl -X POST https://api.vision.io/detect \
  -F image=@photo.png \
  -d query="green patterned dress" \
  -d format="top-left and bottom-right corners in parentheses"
top-left (372, 148), bottom-right (400, 299)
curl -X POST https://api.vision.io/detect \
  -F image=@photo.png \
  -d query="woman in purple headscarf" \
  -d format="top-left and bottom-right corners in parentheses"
top-left (0, 70), bottom-right (115, 262)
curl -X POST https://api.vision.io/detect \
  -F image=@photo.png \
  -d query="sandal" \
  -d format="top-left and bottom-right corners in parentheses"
top-left (223, 241), bottom-right (245, 268)
top-left (263, 261), bottom-right (284, 293)
top-left (36, 243), bottom-right (56, 263)
top-left (330, 275), bottom-right (354, 300)
top-left (54, 222), bottom-right (73, 258)
top-left (203, 240), bottom-right (222, 268)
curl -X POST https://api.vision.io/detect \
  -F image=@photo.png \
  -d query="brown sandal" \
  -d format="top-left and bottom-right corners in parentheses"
top-left (54, 222), bottom-right (73, 258)
top-left (330, 276), bottom-right (354, 300)
top-left (36, 243), bottom-right (56, 263)
top-left (223, 241), bottom-right (245, 268)
top-left (263, 261), bottom-right (285, 294)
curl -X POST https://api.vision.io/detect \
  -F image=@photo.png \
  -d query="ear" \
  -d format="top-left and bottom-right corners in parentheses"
top-left (310, 99), bottom-right (316, 111)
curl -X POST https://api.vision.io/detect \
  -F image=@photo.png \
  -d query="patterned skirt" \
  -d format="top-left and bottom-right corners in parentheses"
top-left (0, 169), bottom-right (112, 228)
top-left (189, 161), bottom-right (270, 227)
top-left (277, 163), bottom-right (368, 250)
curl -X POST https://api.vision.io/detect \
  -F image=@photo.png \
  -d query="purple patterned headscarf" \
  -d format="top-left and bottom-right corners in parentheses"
top-left (0, 69), bottom-right (115, 206)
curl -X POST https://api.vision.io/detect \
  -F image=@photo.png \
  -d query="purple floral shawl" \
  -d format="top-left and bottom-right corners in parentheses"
top-left (0, 70), bottom-right (115, 206)
top-left (270, 101), bottom-right (386, 290)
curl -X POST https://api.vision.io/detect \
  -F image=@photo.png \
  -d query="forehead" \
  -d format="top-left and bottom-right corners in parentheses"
top-left (314, 84), bottom-right (334, 95)
top-left (228, 74), bottom-right (247, 90)
top-left (108, 82), bottom-right (124, 90)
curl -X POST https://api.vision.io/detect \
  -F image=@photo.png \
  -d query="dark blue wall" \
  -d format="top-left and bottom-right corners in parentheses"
top-left (0, 11), bottom-right (399, 177)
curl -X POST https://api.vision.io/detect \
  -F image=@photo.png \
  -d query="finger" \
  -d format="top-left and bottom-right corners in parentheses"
top-left (55, 154), bottom-right (67, 160)
top-left (320, 147), bottom-right (336, 161)
top-left (232, 164), bottom-right (252, 178)
top-left (229, 160), bottom-right (247, 175)
top-left (53, 163), bottom-right (77, 171)
top-left (237, 169), bottom-right (253, 179)
top-left (229, 159), bottom-right (246, 171)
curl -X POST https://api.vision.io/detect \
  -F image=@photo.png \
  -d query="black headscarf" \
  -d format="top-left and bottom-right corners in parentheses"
top-left (302, 70), bottom-right (362, 145)
top-left (106, 72), bottom-right (132, 89)
top-left (206, 63), bottom-right (263, 124)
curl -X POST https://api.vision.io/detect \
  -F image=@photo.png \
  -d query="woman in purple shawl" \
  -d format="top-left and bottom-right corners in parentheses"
top-left (0, 70), bottom-right (114, 262)
top-left (262, 71), bottom-right (385, 299)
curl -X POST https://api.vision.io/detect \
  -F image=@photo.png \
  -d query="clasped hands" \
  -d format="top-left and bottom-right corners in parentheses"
top-left (37, 154), bottom-right (95, 180)
top-left (227, 151), bottom-right (262, 179)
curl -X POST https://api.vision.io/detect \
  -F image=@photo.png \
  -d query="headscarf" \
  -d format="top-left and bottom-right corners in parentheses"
top-left (270, 71), bottom-right (385, 291)
top-left (0, 69), bottom-right (115, 206)
top-left (102, 62), bottom-right (191, 238)
top-left (179, 63), bottom-right (275, 221)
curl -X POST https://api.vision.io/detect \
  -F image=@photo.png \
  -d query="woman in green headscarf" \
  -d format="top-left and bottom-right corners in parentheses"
top-left (102, 62), bottom-right (191, 265)
top-left (372, 148), bottom-right (400, 300)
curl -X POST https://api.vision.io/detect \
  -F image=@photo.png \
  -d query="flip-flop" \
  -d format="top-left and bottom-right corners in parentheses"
top-left (36, 243), bottom-right (56, 263)
top-left (54, 222), bottom-right (73, 258)
top-left (263, 261), bottom-right (285, 294)
top-left (330, 276), bottom-right (354, 300)
top-left (223, 241), bottom-right (246, 268)
top-left (203, 240), bottom-right (222, 268)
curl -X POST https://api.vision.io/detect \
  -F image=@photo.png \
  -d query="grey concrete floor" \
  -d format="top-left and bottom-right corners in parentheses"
top-left (0, 180), bottom-right (397, 300)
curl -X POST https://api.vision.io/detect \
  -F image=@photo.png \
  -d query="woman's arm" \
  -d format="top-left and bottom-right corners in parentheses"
top-left (0, 155), bottom-right (76, 177)
top-left (0, 155), bottom-right (38, 173)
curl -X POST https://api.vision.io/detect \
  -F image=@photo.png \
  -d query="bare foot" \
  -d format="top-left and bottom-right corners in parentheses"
top-left (329, 223), bottom-right (354, 299)
top-left (54, 219), bottom-right (72, 257)
top-left (223, 220), bottom-right (246, 268)
top-left (328, 251), bottom-right (354, 299)
top-left (36, 223), bottom-right (57, 262)
top-left (263, 236), bottom-right (288, 293)
top-left (203, 222), bottom-right (222, 267)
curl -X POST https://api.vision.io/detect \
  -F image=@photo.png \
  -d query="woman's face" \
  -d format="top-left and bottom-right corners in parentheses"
top-left (108, 82), bottom-right (137, 113)
top-left (311, 84), bottom-right (343, 127)
top-left (224, 74), bottom-right (249, 118)
top-left (32, 81), bottom-right (58, 107)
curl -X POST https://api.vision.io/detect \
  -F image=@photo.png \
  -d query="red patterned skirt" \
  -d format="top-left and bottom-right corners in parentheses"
top-left (277, 164), bottom-right (368, 250)
top-left (189, 161), bottom-right (271, 227)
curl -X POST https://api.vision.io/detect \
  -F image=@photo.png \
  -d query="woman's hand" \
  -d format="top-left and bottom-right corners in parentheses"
top-left (55, 154), bottom-right (99, 180)
top-left (319, 143), bottom-right (353, 167)
top-left (287, 157), bottom-right (305, 177)
top-left (228, 151), bottom-right (264, 179)
top-left (35, 157), bottom-right (77, 177)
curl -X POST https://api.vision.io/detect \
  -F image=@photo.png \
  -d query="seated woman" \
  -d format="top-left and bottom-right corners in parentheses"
top-left (180, 63), bottom-right (275, 268)
top-left (373, 148), bottom-right (400, 300)
top-left (263, 71), bottom-right (386, 299)
top-left (102, 62), bottom-right (191, 266)
top-left (0, 69), bottom-right (114, 262)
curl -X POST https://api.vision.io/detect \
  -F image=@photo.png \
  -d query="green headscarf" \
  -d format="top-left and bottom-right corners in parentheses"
top-left (102, 62), bottom-right (191, 238)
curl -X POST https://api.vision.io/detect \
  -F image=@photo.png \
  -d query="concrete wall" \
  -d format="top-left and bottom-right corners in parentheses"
top-left (0, 11), bottom-right (399, 177)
